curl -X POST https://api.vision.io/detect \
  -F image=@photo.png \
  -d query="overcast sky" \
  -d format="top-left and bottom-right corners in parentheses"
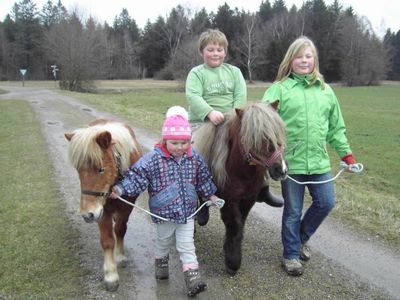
top-left (1, 0), bottom-right (399, 36)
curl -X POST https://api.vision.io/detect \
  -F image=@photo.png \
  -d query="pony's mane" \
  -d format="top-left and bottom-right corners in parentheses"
top-left (191, 121), bottom-right (217, 162)
top-left (239, 102), bottom-right (285, 154)
top-left (68, 122), bottom-right (140, 172)
top-left (193, 103), bottom-right (286, 189)
top-left (210, 113), bottom-right (233, 189)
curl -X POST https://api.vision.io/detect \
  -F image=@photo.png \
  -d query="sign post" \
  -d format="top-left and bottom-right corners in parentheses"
top-left (50, 65), bottom-right (59, 81)
top-left (20, 69), bottom-right (27, 86)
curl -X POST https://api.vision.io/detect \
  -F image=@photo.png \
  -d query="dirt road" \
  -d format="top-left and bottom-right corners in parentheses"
top-left (1, 85), bottom-right (399, 299)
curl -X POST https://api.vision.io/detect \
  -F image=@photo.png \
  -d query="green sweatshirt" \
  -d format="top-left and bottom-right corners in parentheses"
top-left (262, 73), bottom-right (352, 175)
top-left (185, 63), bottom-right (247, 123)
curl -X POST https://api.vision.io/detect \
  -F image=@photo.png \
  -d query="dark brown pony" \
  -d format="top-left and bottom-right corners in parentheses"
top-left (65, 119), bottom-right (142, 291)
top-left (192, 102), bottom-right (287, 275)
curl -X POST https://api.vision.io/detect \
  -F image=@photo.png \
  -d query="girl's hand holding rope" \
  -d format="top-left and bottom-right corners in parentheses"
top-left (208, 195), bottom-right (225, 209)
top-left (109, 186), bottom-right (121, 199)
top-left (340, 161), bottom-right (364, 173)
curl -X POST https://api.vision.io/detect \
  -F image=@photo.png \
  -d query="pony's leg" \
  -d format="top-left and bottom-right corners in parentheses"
top-left (221, 203), bottom-right (244, 276)
top-left (113, 204), bottom-right (133, 267)
top-left (98, 213), bottom-right (119, 292)
top-left (240, 198), bottom-right (257, 222)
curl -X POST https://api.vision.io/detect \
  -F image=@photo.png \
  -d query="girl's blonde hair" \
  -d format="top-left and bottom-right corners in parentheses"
top-left (198, 29), bottom-right (228, 53)
top-left (275, 36), bottom-right (324, 86)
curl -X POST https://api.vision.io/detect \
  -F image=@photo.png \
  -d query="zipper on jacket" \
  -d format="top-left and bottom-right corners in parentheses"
top-left (285, 140), bottom-right (303, 156)
top-left (304, 88), bottom-right (310, 174)
top-left (177, 160), bottom-right (188, 221)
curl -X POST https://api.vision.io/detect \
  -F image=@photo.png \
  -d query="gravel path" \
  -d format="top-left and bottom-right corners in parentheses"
top-left (1, 85), bottom-right (399, 300)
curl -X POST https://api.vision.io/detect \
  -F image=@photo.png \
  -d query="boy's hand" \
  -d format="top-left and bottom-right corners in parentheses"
top-left (207, 110), bottom-right (224, 125)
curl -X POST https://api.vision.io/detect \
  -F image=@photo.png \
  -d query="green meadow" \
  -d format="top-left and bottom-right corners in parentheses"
top-left (0, 100), bottom-right (88, 298)
top-left (66, 80), bottom-right (400, 246)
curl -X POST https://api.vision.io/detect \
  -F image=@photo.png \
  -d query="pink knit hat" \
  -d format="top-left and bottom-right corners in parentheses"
top-left (162, 106), bottom-right (192, 140)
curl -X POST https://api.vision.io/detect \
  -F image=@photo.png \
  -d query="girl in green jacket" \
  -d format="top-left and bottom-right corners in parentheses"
top-left (262, 36), bottom-right (358, 276)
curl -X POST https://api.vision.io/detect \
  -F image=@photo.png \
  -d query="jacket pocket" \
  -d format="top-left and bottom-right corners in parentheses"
top-left (150, 183), bottom-right (180, 211)
top-left (318, 140), bottom-right (328, 155)
top-left (285, 140), bottom-right (304, 156)
top-left (185, 182), bottom-right (198, 207)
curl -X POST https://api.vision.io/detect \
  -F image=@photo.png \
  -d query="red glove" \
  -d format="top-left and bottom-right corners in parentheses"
top-left (341, 153), bottom-right (356, 165)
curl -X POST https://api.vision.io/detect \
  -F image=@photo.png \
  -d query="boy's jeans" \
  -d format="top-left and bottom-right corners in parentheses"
top-left (281, 172), bottom-right (335, 259)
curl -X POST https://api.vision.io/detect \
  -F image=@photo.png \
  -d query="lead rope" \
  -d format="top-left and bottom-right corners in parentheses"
top-left (286, 162), bottom-right (364, 185)
top-left (116, 195), bottom-right (225, 222)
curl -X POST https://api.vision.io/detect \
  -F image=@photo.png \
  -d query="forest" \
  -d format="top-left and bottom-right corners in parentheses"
top-left (1, 0), bottom-right (400, 91)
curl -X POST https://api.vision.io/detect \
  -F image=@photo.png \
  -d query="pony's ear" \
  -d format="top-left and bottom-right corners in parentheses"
top-left (64, 132), bottom-right (74, 141)
top-left (235, 108), bottom-right (244, 118)
top-left (270, 100), bottom-right (279, 110)
top-left (96, 131), bottom-right (112, 149)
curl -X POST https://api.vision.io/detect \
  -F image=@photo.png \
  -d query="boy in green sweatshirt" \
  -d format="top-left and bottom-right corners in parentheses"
top-left (186, 29), bottom-right (283, 226)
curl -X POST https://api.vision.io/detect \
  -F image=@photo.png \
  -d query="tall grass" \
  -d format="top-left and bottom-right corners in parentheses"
top-left (0, 100), bottom-right (88, 298)
top-left (65, 81), bottom-right (400, 248)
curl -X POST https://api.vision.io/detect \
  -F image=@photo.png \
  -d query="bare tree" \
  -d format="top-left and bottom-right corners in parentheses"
top-left (340, 15), bottom-right (386, 86)
top-left (45, 13), bottom-right (107, 91)
top-left (168, 35), bottom-right (202, 80)
top-left (235, 13), bottom-right (260, 83)
top-left (157, 5), bottom-right (189, 63)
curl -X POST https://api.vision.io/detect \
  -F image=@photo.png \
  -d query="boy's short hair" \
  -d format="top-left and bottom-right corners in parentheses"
top-left (198, 29), bottom-right (228, 53)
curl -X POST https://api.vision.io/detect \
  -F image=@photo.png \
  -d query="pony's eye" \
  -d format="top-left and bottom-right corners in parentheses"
top-left (99, 167), bottom-right (105, 174)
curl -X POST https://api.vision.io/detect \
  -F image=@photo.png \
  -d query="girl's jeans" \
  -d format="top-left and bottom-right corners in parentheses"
top-left (281, 172), bottom-right (335, 259)
top-left (156, 219), bottom-right (198, 267)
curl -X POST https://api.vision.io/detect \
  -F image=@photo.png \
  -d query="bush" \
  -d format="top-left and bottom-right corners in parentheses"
top-left (154, 66), bottom-right (175, 80)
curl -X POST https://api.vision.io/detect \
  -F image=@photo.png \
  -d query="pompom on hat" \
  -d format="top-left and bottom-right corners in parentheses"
top-left (162, 106), bottom-right (192, 140)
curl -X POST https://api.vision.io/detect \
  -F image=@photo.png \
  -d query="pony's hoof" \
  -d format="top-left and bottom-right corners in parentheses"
top-left (104, 280), bottom-right (119, 292)
top-left (226, 267), bottom-right (238, 276)
top-left (117, 259), bottom-right (129, 268)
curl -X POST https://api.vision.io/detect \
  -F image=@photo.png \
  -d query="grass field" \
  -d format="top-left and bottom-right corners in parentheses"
top-left (0, 100), bottom-right (88, 298)
top-left (61, 80), bottom-right (400, 247)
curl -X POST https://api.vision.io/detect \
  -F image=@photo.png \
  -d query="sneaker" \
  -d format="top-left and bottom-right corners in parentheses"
top-left (282, 258), bottom-right (303, 276)
top-left (155, 255), bottom-right (169, 279)
top-left (300, 243), bottom-right (311, 261)
top-left (184, 269), bottom-right (207, 297)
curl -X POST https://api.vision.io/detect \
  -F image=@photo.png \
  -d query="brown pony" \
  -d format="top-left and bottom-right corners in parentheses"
top-left (192, 102), bottom-right (287, 275)
top-left (65, 119), bottom-right (142, 291)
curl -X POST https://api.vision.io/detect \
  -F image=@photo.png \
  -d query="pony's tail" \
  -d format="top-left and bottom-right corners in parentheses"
top-left (191, 121), bottom-right (216, 163)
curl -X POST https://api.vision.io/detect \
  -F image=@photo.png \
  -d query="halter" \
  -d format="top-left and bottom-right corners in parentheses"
top-left (80, 150), bottom-right (123, 198)
top-left (243, 145), bottom-right (284, 168)
top-left (81, 189), bottom-right (110, 198)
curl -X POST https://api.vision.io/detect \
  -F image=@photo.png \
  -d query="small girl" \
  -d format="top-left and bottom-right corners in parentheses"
top-left (110, 106), bottom-right (219, 297)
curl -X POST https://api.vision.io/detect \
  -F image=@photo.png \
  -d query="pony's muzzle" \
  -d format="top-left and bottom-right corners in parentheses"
top-left (269, 160), bottom-right (288, 181)
top-left (81, 207), bottom-right (103, 223)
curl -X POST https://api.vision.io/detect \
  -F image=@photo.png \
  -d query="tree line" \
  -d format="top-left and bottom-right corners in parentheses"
top-left (1, 0), bottom-right (400, 91)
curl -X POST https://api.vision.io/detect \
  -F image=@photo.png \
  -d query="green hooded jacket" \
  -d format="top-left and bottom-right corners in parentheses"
top-left (262, 74), bottom-right (352, 175)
